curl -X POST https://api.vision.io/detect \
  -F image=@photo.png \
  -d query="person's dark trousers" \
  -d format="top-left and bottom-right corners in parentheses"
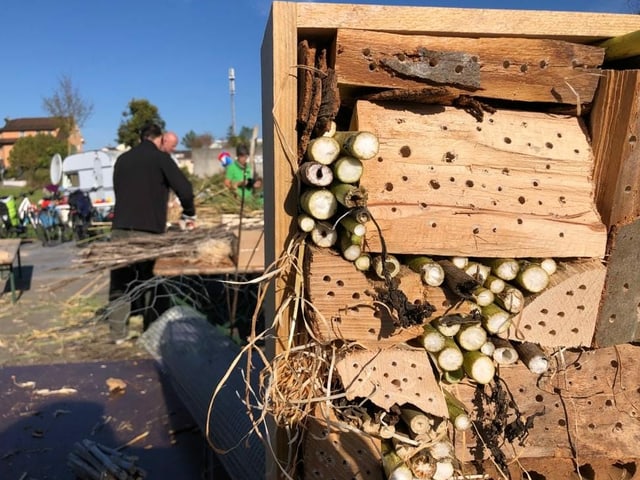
top-left (108, 229), bottom-right (160, 340)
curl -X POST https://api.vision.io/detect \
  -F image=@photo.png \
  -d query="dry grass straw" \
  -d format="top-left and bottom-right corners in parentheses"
top-left (74, 226), bottom-right (235, 271)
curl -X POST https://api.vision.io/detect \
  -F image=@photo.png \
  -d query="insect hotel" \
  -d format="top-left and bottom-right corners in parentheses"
top-left (259, 2), bottom-right (640, 479)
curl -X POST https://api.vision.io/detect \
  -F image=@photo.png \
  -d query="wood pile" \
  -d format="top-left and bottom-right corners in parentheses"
top-left (261, 4), bottom-right (640, 480)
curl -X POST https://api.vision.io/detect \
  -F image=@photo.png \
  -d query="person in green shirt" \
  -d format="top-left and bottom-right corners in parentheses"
top-left (224, 144), bottom-right (253, 200)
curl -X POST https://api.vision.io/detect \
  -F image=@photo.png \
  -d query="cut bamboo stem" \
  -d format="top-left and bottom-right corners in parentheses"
top-left (420, 323), bottom-right (447, 353)
top-left (372, 254), bottom-right (401, 279)
top-left (514, 341), bottom-right (549, 374)
top-left (444, 390), bottom-right (471, 431)
top-left (305, 136), bottom-right (341, 165)
top-left (438, 259), bottom-right (479, 300)
top-left (330, 182), bottom-right (368, 208)
top-left (435, 338), bottom-right (464, 372)
top-left (456, 323), bottom-right (488, 352)
top-left (516, 262), bottom-right (550, 293)
top-left (488, 258), bottom-right (520, 281)
top-left (300, 188), bottom-right (338, 220)
top-left (332, 155), bottom-right (364, 183)
top-left (463, 351), bottom-right (496, 384)
top-left (400, 406), bottom-right (434, 436)
top-left (298, 161), bottom-right (334, 187)
top-left (480, 303), bottom-right (511, 334)
top-left (491, 337), bottom-right (519, 365)
top-left (495, 286), bottom-right (525, 314)
top-left (310, 221), bottom-right (338, 248)
top-left (333, 130), bottom-right (380, 160)
top-left (339, 215), bottom-right (366, 237)
top-left (406, 255), bottom-right (445, 287)
top-left (354, 253), bottom-right (371, 272)
top-left (599, 29), bottom-right (640, 61)
top-left (297, 213), bottom-right (316, 233)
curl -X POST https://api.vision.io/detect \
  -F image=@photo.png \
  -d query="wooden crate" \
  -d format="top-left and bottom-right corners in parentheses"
top-left (261, 2), bottom-right (640, 479)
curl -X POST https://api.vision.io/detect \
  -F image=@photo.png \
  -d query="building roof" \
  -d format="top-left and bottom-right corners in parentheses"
top-left (1, 117), bottom-right (61, 132)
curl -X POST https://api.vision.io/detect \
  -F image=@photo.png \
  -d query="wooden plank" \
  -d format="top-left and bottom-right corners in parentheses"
top-left (594, 219), bottom-right (640, 346)
top-left (507, 258), bottom-right (605, 348)
top-left (305, 246), bottom-right (472, 346)
top-left (354, 100), bottom-right (607, 257)
top-left (591, 69), bottom-right (640, 228)
top-left (296, 2), bottom-right (640, 43)
top-left (335, 29), bottom-right (603, 105)
top-left (261, 4), bottom-right (300, 478)
top-left (450, 344), bottom-right (640, 461)
top-left (0, 239), bottom-right (20, 265)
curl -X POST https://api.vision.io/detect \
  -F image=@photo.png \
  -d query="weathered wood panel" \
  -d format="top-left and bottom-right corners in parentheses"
top-left (335, 29), bottom-right (604, 104)
top-left (354, 100), bottom-right (607, 257)
top-left (594, 219), bottom-right (640, 346)
top-left (305, 246), bottom-right (472, 346)
top-left (450, 344), bottom-right (640, 461)
top-left (296, 4), bottom-right (640, 43)
top-left (591, 69), bottom-right (640, 228)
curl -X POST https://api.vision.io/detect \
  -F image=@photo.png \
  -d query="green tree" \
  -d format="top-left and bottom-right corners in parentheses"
top-left (117, 99), bottom-right (165, 147)
top-left (7, 134), bottom-right (67, 186)
top-left (226, 125), bottom-right (255, 147)
top-left (182, 130), bottom-right (214, 149)
top-left (42, 74), bottom-right (94, 152)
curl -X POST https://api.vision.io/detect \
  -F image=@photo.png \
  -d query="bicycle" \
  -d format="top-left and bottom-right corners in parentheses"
top-left (36, 201), bottom-right (66, 247)
top-left (67, 189), bottom-right (94, 242)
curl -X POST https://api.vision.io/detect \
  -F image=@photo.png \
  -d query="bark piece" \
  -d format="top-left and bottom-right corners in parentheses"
top-left (335, 29), bottom-right (604, 105)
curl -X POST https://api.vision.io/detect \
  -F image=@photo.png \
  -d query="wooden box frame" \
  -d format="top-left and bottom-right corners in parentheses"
top-left (260, 2), bottom-right (640, 478)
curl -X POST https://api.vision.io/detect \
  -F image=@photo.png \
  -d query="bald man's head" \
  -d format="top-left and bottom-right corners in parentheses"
top-left (161, 132), bottom-right (179, 153)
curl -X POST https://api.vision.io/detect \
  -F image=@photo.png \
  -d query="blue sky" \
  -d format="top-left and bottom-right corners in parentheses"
top-left (2, 0), bottom-right (637, 151)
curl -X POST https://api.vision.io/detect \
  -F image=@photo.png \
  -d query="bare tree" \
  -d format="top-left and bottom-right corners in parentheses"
top-left (42, 74), bottom-right (94, 142)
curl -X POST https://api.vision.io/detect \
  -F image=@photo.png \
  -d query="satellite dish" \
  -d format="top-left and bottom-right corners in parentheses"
top-left (50, 153), bottom-right (63, 185)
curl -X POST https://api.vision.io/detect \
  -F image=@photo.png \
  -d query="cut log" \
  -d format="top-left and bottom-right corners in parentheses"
top-left (334, 347), bottom-right (448, 416)
top-left (304, 246), bottom-right (472, 346)
top-left (506, 258), bottom-right (606, 348)
top-left (335, 29), bottom-right (604, 105)
top-left (353, 100), bottom-right (607, 257)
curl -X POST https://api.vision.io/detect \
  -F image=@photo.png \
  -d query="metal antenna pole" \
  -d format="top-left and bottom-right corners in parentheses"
top-left (228, 67), bottom-right (236, 137)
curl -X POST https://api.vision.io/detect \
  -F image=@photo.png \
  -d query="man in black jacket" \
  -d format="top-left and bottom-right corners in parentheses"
top-left (108, 123), bottom-right (195, 343)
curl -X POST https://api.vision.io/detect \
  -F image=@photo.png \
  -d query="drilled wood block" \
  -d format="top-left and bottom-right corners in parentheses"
top-left (335, 348), bottom-right (448, 416)
top-left (508, 258), bottom-right (606, 348)
top-left (305, 246), bottom-right (472, 346)
top-left (355, 100), bottom-right (607, 257)
top-left (335, 29), bottom-right (604, 105)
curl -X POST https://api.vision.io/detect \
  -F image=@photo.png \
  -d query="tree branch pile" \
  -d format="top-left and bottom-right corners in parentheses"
top-left (67, 439), bottom-right (146, 479)
top-left (74, 227), bottom-right (236, 272)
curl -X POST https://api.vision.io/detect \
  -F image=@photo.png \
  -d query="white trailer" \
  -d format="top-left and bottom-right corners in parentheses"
top-left (56, 150), bottom-right (120, 203)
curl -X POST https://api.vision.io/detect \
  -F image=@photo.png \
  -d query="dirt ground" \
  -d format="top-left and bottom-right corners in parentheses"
top-left (0, 239), bottom-right (152, 366)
